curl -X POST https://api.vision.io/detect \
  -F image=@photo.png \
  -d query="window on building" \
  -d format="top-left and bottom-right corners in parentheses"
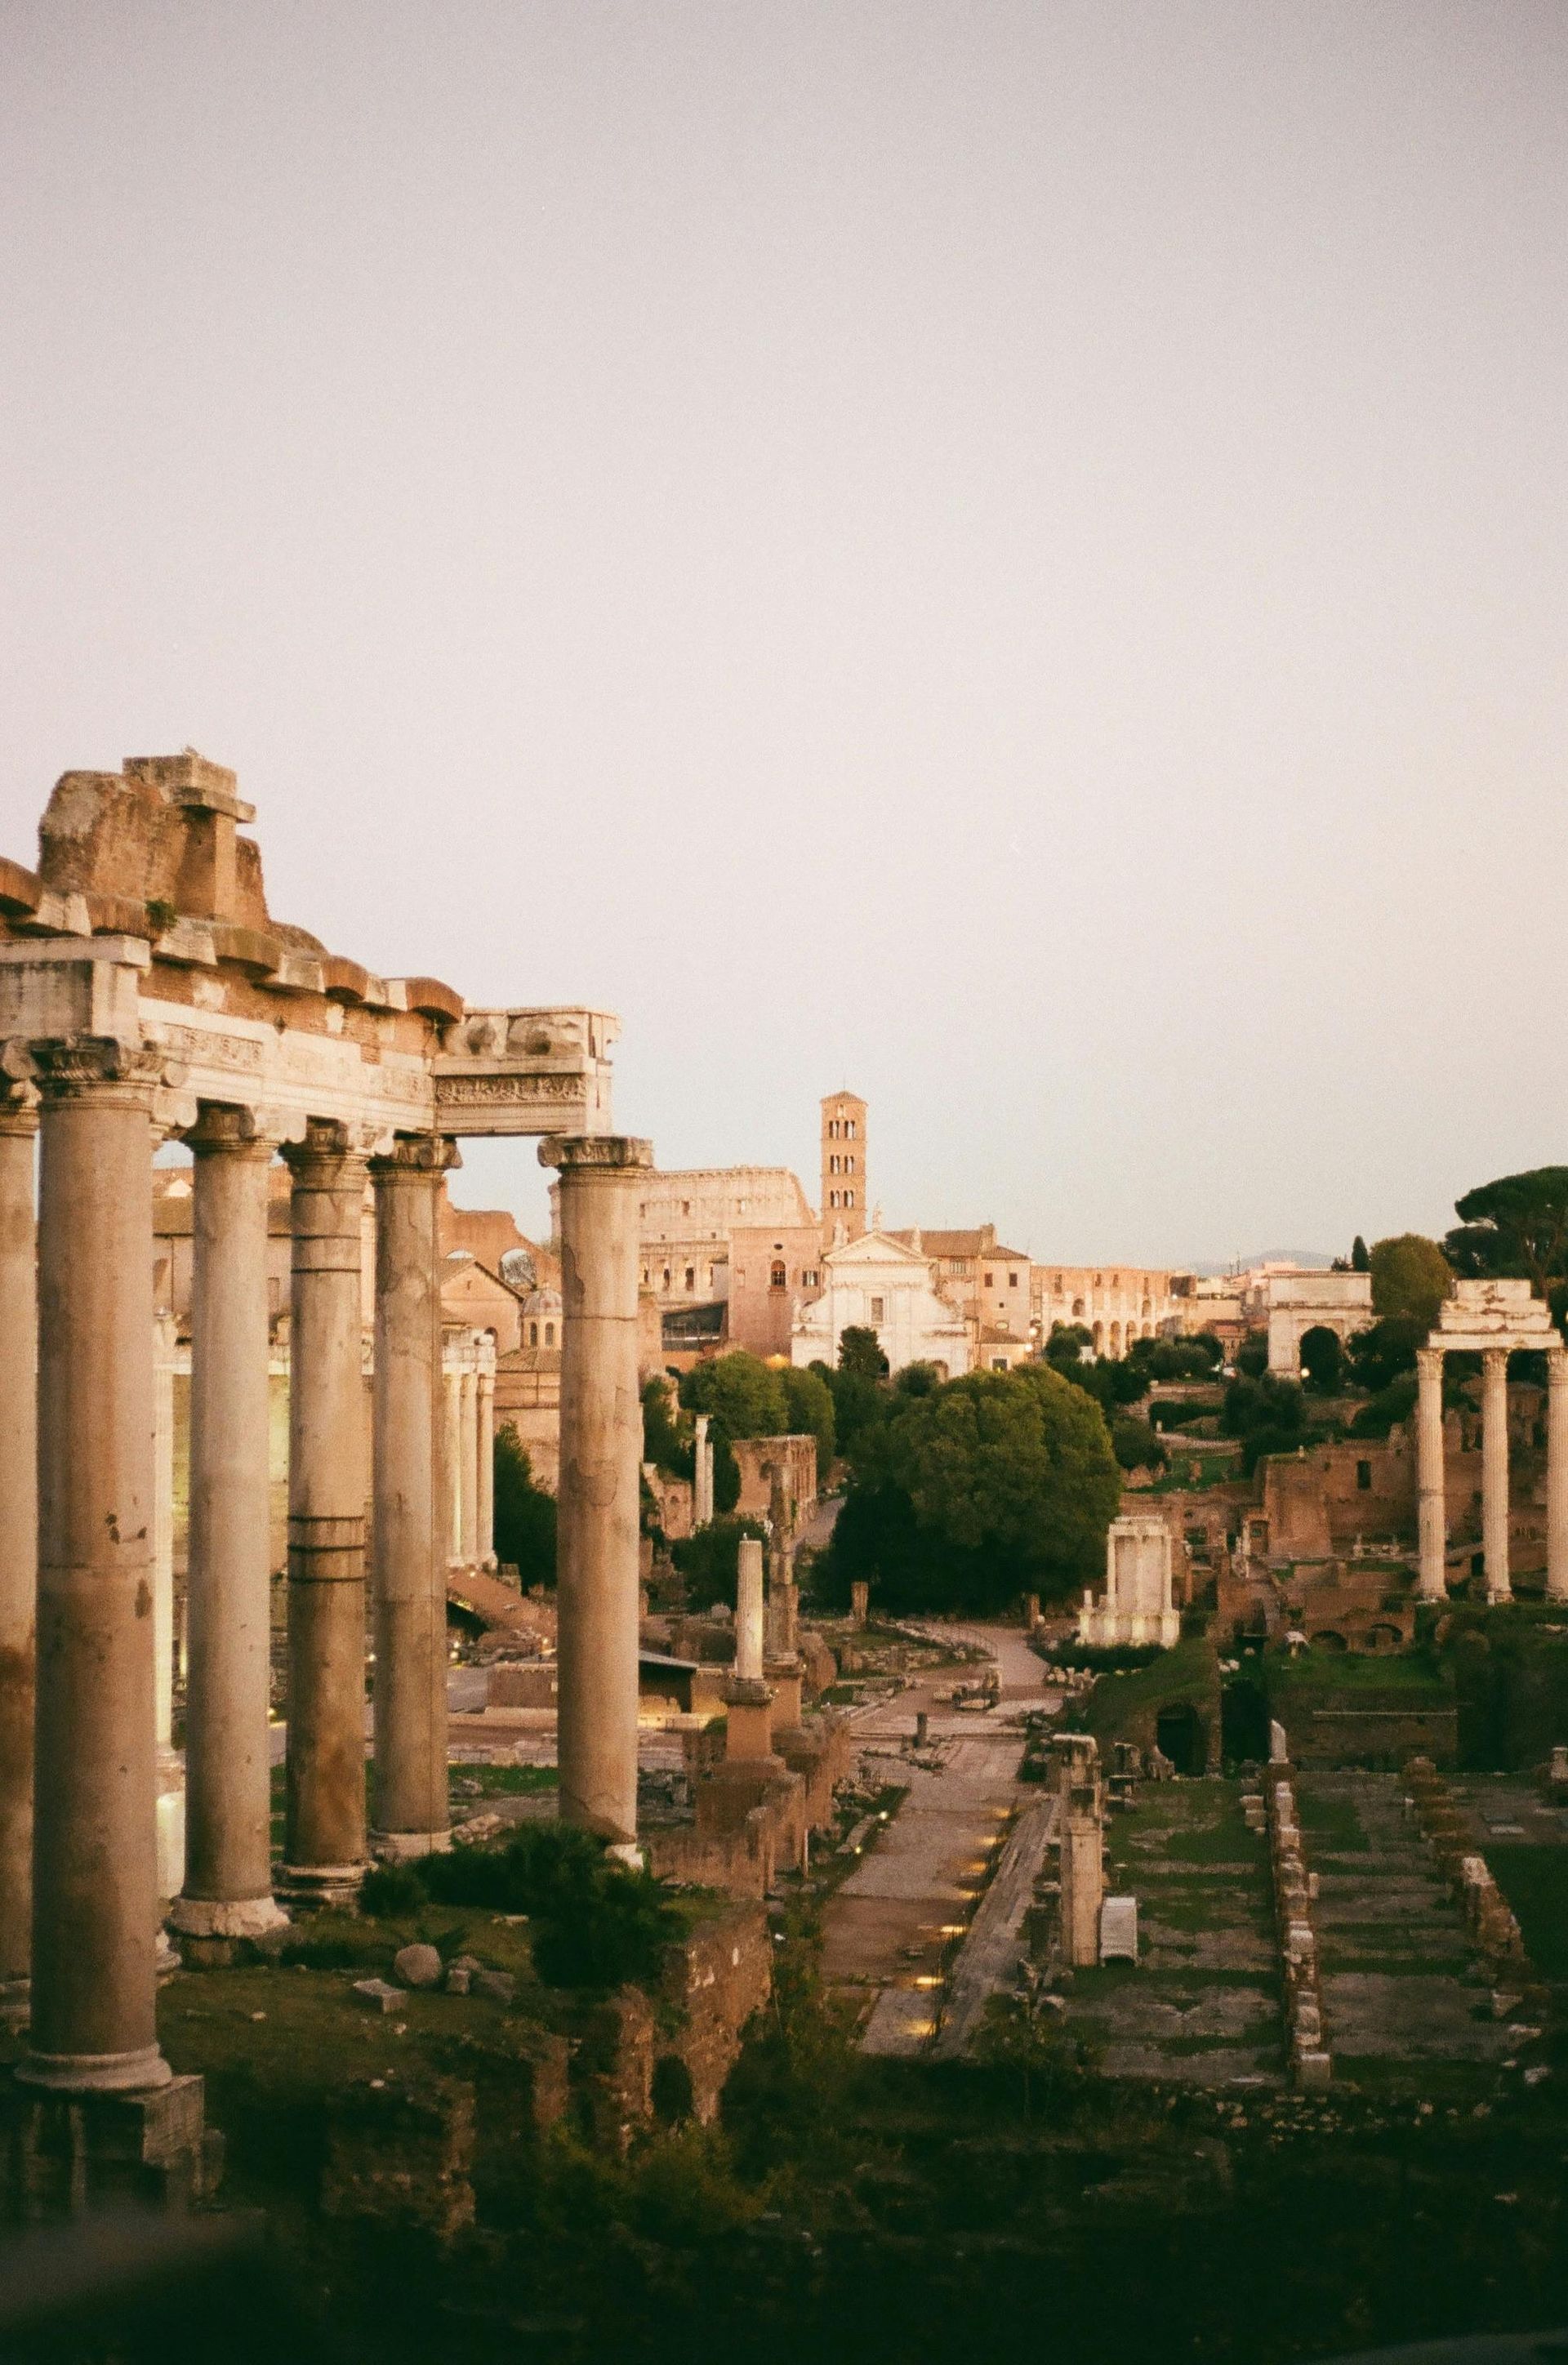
top-left (770, 1261), bottom-right (787, 1289)
top-left (984, 1270), bottom-right (994, 1288)
top-left (681, 1200), bottom-right (691, 1216)
top-left (662, 1267), bottom-right (671, 1287)
top-left (641, 1267), bottom-right (649, 1285)
top-left (845, 1189), bottom-right (855, 1208)
top-left (684, 1267), bottom-right (695, 1292)
top-left (544, 1322), bottom-right (555, 1347)
top-left (871, 1296), bottom-right (884, 1321)
top-left (736, 1267), bottom-right (746, 1285)
top-left (1054, 1274), bottom-right (1063, 1290)
top-left (529, 1322), bottom-right (538, 1347)
top-left (847, 1119), bottom-right (856, 1138)
top-left (804, 1268), bottom-right (818, 1287)
top-left (1009, 1272), bottom-right (1019, 1289)
top-left (1356, 1461), bottom-right (1373, 1491)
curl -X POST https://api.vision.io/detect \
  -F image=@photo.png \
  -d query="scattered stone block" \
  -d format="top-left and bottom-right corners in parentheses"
top-left (445, 1966), bottom-right (471, 1996)
top-left (393, 1943), bottom-right (443, 1990)
top-left (352, 1978), bottom-right (402, 2014)
top-left (474, 1969), bottom-right (515, 2003)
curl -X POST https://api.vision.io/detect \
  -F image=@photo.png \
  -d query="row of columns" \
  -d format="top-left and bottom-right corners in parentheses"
top-left (0, 1035), bottom-right (650, 2093)
top-left (1414, 1342), bottom-right (1568, 1606)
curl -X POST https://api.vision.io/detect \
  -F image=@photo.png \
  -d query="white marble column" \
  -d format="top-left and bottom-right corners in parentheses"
top-left (458, 1365), bottom-right (479, 1567)
top-left (172, 1108), bottom-right (283, 1939)
top-left (1547, 1343), bottom-right (1568, 1605)
top-left (22, 1041), bottom-right (169, 2093)
top-left (736, 1537), bottom-right (765, 1682)
top-left (543, 1134), bottom-right (652, 1858)
top-left (478, 1368), bottom-right (496, 1569)
top-left (1415, 1347), bottom-right (1447, 1602)
top-left (693, 1413), bottom-right (712, 1529)
top-left (0, 1096), bottom-right (37, 2023)
top-left (1481, 1346), bottom-right (1512, 1604)
top-left (445, 1359), bottom-right (463, 1563)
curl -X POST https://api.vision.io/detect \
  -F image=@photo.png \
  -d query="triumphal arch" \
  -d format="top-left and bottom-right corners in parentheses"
top-left (0, 753), bottom-right (648, 2140)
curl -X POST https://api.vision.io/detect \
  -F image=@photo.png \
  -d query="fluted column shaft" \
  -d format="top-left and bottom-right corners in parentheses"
top-left (22, 1044), bottom-right (167, 2091)
top-left (1481, 1347), bottom-right (1512, 1604)
top-left (1548, 1345), bottom-right (1568, 1606)
top-left (370, 1138), bottom-right (452, 1858)
top-left (1415, 1347), bottom-right (1447, 1602)
top-left (282, 1121), bottom-right (371, 1899)
top-left (477, 1371), bottom-right (495, 1567)
top-left (173, 1112), bottom-right (282, 1936)
top-left (0, 1102), bottom-right (38, 2019)
top-left (458, 1369), bottom-right (479, 1566)
top-left (445, 1361), bottom-right (463, 1561)
top-left (544, 1134), bottom-right (651, 1855)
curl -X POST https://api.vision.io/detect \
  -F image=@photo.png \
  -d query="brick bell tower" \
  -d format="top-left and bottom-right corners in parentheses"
top-left (820, 1090), bottom-right (867, 1249)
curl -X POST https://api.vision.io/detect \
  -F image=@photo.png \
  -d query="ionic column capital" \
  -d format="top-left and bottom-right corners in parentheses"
top-left (539, 1134), bottom-right (653, 1178)
top-left (25, 1036), bottom-right (172, 1110)
top-left (369, 1133), bottom-right (461, 1184)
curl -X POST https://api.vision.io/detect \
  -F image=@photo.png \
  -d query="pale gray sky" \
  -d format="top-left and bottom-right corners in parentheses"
top-left (2, 2), bottom-right (1565, 1263)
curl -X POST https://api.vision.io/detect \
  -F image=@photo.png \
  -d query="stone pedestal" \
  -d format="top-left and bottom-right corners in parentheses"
top-left (724, 1677), bottom-right (777, 1771)
top-left (543, 1135), bottom-right (651, 1854)
top-left (1415, 1347), bottom-right (1447, 1602)
top-left (4, 2072), bottom-right (215, 2218)
top-left (1481, 1347), bottom-right (1512, 1603)
top-left (22, 1044), bottom-right (169, 2093)
top-left (369, 1138), bottom-right (453, 1860)
top-left (281, 1121), bottom-right (371, 1905)
top-left (0, 1099), bottom-right (37, 2025)
top-left (172, 1111), bottom-right (284, 1943)
top-left (1548, 1347), bottom-right (1568, 1606)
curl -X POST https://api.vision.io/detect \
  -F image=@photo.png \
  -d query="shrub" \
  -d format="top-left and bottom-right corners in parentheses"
top-left (359, 1861), bottom-right (426, 1919)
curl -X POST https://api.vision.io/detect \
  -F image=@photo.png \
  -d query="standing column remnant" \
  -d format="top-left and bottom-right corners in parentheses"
top-left (693, 1414), bottom-right (713, 1530)
top-left (1481, 1346), bottom-right (1512, 1604)
top-left (282, 1120), bottom-right (372, 1904)
top-left (21, 1042), bottom-right (169, 2091)
top-left (542, 1134), bottom-right (652, 1860)
top-left (369, 1136), bottom-right (455, 1860)
top-left (445, 1358), bottom-right (463, 1564)
top-left (151, 1314), bottom-right (184, 1909)
top-left (736, 1537), bottom-right (766, 1683)
top-left (0, 1093), bottom-right (38, 2024)
top-left (172, 1108), bottom-right (284, 1941)
top-left (1054, 1734), bottom-right (1105, 1970)
top-left (1548, 1344), bottom-right (1568, 1606)
top-left (1415, 1347), bottom-right (1447, 1603)
top-left (458, 1364), bottom-right (479, 1568)
top-left (477, 1366), bottom-right (496, 1568)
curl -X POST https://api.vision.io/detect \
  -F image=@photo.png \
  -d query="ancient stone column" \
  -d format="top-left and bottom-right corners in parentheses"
top-left (1548, 1343), bottom-right (1568, 1606)
top-left (693, 1413), bottom-right (712, 1529)
top-left (21, 1042), bottom-right (169, 2091)
top-left (172, 1109), bottom-right (283, 1940)
top-left (1415, 1347), bottom-right (1447, 1603)
top-left (152, 1312), bottom-right (185, 1907)
top-left (736, 1537), bottom-right (766, 1682)
top-left (458, 1365), bottom-right (479, 1568)
top-left (282, 1120), bottom-right (372, 1903)
top-left (477, 1368), bottom-right (496, 1569)
top-left (444, 1358), bottom-right (463, 1563)
top-left (369, 1137), bottom-right (453, 1860)
top-left (1481, 1346), bottom-right (1512, 1604)
top-left (0, 1094), bottom-right (38, 2024)
top-left (542, 1134), bottom-right (652, 1858)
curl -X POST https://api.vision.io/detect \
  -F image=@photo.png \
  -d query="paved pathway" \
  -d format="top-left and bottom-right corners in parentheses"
top-left (932, 1791), bottom-right (1056, 2057)
top-left (820, 1620), bottom-right (1053, 2055)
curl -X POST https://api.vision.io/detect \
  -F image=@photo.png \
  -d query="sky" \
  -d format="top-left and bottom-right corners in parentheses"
top-left (2, 2), bottom-right (1566, 1266)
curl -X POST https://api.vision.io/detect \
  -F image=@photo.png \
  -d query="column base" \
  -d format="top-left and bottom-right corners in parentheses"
top-left (1415, 1581), bottom-right (1448, 1603)
top-left (3, 2069), bottom-right (216, 2220)
top-left (369, 1828), bottom-right (453, 1863)
top-left (278, 1862), bottom-right (367, 1911)
top-left (605, 1841), bottom-right (644, 1870)
top-left (16, 2043), bottom-right (172, 2095)
top-left (1486, 1585), bottom-right (1514, 1606)
top-left (169, 1893), bottom-right (290, 1940)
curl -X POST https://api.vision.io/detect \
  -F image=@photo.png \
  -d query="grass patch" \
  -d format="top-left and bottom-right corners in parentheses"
top-left (452, 1763), bottom-right (559, 1797)
top-left (1296, 1789), bottom-right (1373, 1853)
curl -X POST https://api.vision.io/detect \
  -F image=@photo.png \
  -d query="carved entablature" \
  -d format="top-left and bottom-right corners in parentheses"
top-left (1430, 1277), bottom-right (1558, 1356)
top-left (433, 1009), bottom-right (618, 1139)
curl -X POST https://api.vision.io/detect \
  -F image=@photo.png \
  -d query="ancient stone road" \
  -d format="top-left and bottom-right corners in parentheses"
top-left (821, 1620), bottom-right (1054, 2055)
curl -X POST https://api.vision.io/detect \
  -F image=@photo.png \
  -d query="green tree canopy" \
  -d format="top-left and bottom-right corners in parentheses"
top-left (838, 1325), bottom-right (890, 1378)
top-left (1352, 1235), bottom-right (1370, 1272)
top-left (680, 1351), bottom-right (788, 1444)
top-left (1369, 1233), bottom-right (1451, 1330)
top-left (641, 1374), bottom-right (691, 1478)
top-left (670, 1514), bottom-right (766, 1611)
top-left (492, 1424), bottom-right (557, 1588)
top-left (1446, 1168), bottom-right (1568, 1313)
top-left (780, 1364), bottom-right (835, 1472)
top-left (826, 1363), bottom-right (1121, 1615)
